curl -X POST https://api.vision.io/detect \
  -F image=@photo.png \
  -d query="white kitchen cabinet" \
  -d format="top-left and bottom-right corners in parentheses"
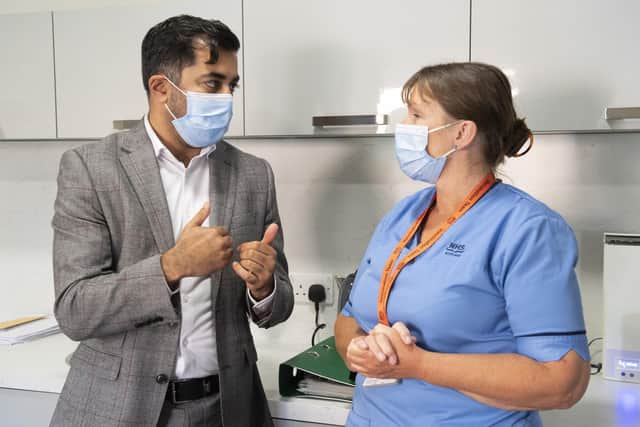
top-left (243, 0), bottom-right (470, 136)
top-left (472, 0), bottom-right (640, 132)
top-left (0, 12), bottom-right (56, 139)
top-left (53, 0), bottom-right (243, 139)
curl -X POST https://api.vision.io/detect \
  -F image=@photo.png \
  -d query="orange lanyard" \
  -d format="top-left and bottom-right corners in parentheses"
top-left (377, 173), bottom-right (497, 325)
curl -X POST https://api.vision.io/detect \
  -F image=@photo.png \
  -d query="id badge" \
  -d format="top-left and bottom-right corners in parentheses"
top-left (362, 377), bottom-right (400, 387)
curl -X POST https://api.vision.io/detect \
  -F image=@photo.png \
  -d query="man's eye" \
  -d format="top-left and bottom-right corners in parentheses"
top-left (204, 81), bottom-right (220, 90)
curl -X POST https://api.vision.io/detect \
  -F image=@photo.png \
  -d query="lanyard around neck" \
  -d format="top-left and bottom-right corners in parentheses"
top-left (376, 173), bottom-right (497, 325)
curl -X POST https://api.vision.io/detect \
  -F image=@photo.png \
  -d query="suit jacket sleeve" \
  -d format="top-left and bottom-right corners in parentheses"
top-left (51, 148), bottom-right (178, 341)
top-left (257, 158), bottom-right (294, 328)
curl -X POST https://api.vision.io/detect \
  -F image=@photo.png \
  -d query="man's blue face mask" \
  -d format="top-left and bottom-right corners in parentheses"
top-left (394, 121), bottom-right (460, 184)
top-left (164, 76), bottom-right (233, 148)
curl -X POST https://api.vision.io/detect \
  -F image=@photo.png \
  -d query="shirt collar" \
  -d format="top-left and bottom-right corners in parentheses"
top-left (143, 114), bottom-right (216, 160)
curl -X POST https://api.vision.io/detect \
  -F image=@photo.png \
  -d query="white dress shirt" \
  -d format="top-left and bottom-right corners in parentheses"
top-left (144, 115), bottom-right (275, 379)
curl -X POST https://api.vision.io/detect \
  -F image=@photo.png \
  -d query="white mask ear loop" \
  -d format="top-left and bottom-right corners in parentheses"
top-left (428, 119), bottom-right (463, 134)
top-left (163, 76), bottom-right (184, 120)
top-left (429, 120), bottom-right (463, 159)
top-left (164, 104), bottom-right (178, 120)
top-left (163, 76), bottom-right (187, 96)
top-left (439, 145), bottom-right (457, 159)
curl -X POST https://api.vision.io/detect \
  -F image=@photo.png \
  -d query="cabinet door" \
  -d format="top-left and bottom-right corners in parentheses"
top-left (0, 13), bottom-right (56, 139)
top-left (244, 0), bottom-right (470, 136)
top-left (54, 0), bottom-right (243, 139)
top-left (472, 0), bottom-right (640, 132)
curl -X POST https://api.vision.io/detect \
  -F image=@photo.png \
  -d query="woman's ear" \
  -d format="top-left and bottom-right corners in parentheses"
top-left (454, 120), bottom-right (478, 150)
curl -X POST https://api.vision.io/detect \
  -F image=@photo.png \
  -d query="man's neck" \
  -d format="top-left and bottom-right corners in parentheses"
top-left (148, 109), bottom-right (201, 167)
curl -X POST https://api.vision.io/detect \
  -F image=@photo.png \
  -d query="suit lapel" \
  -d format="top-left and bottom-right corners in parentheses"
top-left (119, 122), bottom-right (175, 254)
top-left (209, 141), bottom-right (236, 229)
top-left (209, 141), bottom-right (237, 302)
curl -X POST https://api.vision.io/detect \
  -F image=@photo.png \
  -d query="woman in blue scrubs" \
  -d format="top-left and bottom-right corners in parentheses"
top-left (335, 62), bottom-right (590, 426)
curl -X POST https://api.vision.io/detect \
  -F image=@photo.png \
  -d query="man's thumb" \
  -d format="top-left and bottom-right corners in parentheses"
top-left (185, 202), bottom-right (210, 229)
top-left (261, 223), bottom-right (279, 245)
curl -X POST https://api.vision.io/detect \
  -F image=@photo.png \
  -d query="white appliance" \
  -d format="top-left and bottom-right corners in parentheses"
top-left (603, 233), bottom-right (640, 383)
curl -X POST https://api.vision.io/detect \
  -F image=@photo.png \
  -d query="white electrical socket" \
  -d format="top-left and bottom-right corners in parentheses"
top-left (290, 273), bottom-right (334, 305)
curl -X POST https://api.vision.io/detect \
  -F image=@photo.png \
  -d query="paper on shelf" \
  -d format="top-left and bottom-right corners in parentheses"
top-left (0, 315), bottom-right (60, 345)
top-left (296, 375), bottom-right (354, 401)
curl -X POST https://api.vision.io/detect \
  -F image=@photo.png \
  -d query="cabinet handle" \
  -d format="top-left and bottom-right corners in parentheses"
top-left (112, 120), bottom-right (140, 130)
top-left (605, 107), bottom-right (640, 120)
top-left (604, 233), bottom-right (640, 246)
top-left (312, 114), bottom-right (388, 127)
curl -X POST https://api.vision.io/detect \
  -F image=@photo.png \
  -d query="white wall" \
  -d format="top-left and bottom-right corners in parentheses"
top-left (0, 141), bottom-right (77, 318)
top-left (0, 0), bottom-right (166, 15)
top-left (1, 132), bottom-right (638, 390)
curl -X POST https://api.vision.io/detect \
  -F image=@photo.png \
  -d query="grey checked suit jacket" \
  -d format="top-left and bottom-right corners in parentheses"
top-left (50, 122), bottom-right (294, 426)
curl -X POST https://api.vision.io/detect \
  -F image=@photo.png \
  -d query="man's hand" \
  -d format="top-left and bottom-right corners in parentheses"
top-left (346, 322), bottom-right (422, 379)
top-left (161, 202), bottom-right (233, 288)
top-left (232, 223), bottom-right (279, 300)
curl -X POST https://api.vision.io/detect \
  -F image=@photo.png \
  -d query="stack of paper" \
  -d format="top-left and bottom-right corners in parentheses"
top-left (296, 374), bottom-right (354, 401)
top-left (0, 315), bottom-right (60, 345)
top-left (280, 336), bottom-right (356, 403)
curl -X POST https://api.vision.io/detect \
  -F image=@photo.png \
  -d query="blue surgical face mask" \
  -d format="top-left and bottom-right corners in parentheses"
top-left (394, 122), bottom-right (460, 184)
top-left (164, 77), bottom-right (233, 148)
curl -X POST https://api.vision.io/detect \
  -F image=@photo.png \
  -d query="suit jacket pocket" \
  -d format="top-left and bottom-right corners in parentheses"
top-left (85, 332), bottom-right (126, 353)
top-left (71, 343), bottom-right (122, 381)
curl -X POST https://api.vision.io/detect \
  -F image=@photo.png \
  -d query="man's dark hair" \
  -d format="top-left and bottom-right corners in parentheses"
top-left (141, 15), bottom-right (240, 95)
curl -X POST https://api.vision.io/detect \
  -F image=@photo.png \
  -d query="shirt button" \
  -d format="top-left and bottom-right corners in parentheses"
top-left (183, 337), bottom-right (189, 346)
top-left (155, 374), bottom-right (168, 384)
top-left (183, 295), bottom-right (189, 304)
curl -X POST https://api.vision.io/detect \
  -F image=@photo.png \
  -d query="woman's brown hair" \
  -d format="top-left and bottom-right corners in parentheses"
top-left (402, 62), bottom-right (532, 168)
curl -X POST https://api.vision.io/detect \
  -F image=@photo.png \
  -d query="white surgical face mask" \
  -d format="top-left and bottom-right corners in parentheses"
top-left (394, 121), bottom-right (460, 184)
top-left (164, 76), bottom-right (233, 148)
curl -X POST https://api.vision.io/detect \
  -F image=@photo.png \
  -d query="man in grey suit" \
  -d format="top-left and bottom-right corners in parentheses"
top-left (50, 15), bottom-right (294, 426)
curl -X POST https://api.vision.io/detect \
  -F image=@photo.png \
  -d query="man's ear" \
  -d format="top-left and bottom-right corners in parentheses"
top-left (148, 75), bottom-right (170, 104)
top-left (454, 120), bottom-right (478, 150)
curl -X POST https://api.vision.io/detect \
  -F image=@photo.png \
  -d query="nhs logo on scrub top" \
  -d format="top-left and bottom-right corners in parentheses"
top-left (445, 242), bottom-right (466, 257)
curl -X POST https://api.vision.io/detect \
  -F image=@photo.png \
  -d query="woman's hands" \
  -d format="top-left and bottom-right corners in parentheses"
top-left (345, 322), bottom-right (425, 380)
top-left (338, 317), bottom-right (590, 411)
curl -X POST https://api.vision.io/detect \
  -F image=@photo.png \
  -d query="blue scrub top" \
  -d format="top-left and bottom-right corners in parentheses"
top-left (342, 182), bottom-right (589, 427)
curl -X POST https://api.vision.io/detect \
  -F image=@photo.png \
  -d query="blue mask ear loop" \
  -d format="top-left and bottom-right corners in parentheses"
top-left (163, 76), bottom-right (186, 120)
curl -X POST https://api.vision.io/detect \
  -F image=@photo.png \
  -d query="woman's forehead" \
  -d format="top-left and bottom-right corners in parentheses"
top-left (407, 89), bottom-right (436, 110)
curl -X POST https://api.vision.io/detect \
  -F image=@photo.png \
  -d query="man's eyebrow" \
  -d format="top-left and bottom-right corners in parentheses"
top-left (199, 72), bottom-right (240, 82)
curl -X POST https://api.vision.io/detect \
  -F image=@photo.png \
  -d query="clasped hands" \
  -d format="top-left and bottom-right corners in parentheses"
top-left (346, 322), bottom-right (424, 380)
top-left (161, 202), bottom-right (277, 300)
